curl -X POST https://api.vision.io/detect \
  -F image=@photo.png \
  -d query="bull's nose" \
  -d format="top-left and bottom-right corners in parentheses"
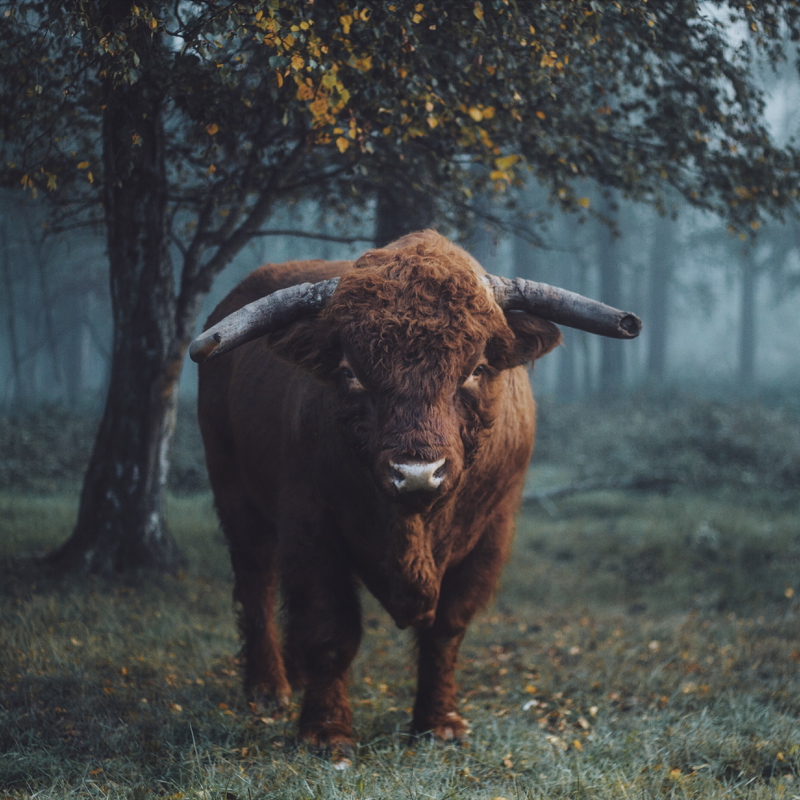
top-left (389, 459), bottom-right (447, 493)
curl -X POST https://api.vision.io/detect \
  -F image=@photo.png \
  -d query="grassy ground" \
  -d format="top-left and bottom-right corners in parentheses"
top-left (2, 480), bottom-right (799, 800)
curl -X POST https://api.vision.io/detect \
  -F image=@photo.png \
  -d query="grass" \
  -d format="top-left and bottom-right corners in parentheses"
top-left (2, 482), bottom-right (799, 800)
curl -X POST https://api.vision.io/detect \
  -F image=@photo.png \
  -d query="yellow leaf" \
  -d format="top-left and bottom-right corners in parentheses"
top-left (468, 107), bottom-right (483, 121)
top-left (750, 220), bottom-right (760, 230)
top-left (149, 17), bottom-right (157, 29)
top-left (336, 137), bottom-right (350, 153)
top-left (426, 116), bottom-right (438, 128)
top-left (482, 105), bottom-right (495, 119)
top-left (77, 161), bottom-right (90, 169)
top-left (291, 55), bottom-right (304, 71)
top-left (296, 82), bottom-right (315, 101)
top-left (573, 739), bottom-right (583, 751)
top-left (786, 587), bottom-right (795, 598)
top-left (474, 2), bottom-right (484, 21)
top-left (523, 683), bottom-right (538, 694)
top-left (540, 51), bottom-right (557, 68)
top-left (340, 14), bottom-right (352, 34)
top-left (87, 171), bottom-right (94, 184)
top-left (412, 14), bottom-right (422, 24)
top-left (205, 123), bottom-right (219, 135)
top-left (309, 96), bottom-right (328, 118)
top-left (578, 197), bottom-right (591, 208)
top-left (353, 56), bottom-right (372, 71)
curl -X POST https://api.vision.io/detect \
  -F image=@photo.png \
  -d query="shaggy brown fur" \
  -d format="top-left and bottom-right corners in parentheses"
top-left (197, 231), bottom-right (560, 757)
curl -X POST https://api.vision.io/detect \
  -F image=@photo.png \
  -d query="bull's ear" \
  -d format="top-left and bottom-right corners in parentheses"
top-left (488, 312), bottom-right (562, 370)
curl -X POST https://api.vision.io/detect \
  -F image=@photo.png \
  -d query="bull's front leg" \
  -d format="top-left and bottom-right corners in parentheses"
top-left (281, 523), bottom-right (362, 759)
top-left (412, 518), bottom-right (513, 740)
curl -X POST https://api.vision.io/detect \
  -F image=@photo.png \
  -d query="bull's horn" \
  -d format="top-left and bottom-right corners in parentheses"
top-left (483, 275), bottom-right (642, 339)
top-left (190, 277), bottom-right (340, 363)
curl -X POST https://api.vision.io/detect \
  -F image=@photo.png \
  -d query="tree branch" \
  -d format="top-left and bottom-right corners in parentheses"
top-left (250, 229), bottom-right (373, 245)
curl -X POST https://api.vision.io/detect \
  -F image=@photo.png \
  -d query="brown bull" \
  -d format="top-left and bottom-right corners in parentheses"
top-left (193, 231), bottom-right (640, 758)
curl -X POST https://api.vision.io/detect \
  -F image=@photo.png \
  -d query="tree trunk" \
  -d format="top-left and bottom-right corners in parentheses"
top-left (1, 216), bottom-right (27, 406)
top-left (646, 214), bottom-right (675, 384)
top-left (739, 248), bottom-right (757, 394)
top-left (50, 8), bottom-right (185, 573)
top-left (374, 177), bottom-right (435, 247)
top-left (597, 198), bottom-right (625, 397)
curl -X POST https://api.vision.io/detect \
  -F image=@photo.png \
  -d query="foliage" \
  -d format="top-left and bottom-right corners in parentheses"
top-left (2, 1), bottom-right (800, 238)
top-left (1, 489), bottom-right (799, 798)
top-left (534, 394), bottom-right (800, 495)
top-left (0, 404), bottom-right (208, 493)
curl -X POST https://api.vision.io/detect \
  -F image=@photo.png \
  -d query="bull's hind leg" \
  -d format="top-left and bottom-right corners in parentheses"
top-left (412, 519), bottom-right (513, 740)
top-left (282, 532), bottom-right (362, 759)
top-left (215, 487), bottom-right (291, 708)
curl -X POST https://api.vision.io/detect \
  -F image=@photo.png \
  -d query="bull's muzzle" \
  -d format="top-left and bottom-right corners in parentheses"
top-left (389, 459), bottom-right (447, 494)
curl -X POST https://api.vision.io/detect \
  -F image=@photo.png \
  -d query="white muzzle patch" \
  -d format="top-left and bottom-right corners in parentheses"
top-left (389, 459), bottom-right (447, 493)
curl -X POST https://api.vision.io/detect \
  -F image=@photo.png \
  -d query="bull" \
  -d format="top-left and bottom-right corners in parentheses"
top-left (191, 230), bottom-right (640, 759)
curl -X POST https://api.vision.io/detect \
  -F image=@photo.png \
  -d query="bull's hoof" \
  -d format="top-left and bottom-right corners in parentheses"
top-left (413, 711), bottom-right (470, 743)
top-left (301, 730), bottom-right (355, 767)
top-left (246, 681), bottom-right (291, 713)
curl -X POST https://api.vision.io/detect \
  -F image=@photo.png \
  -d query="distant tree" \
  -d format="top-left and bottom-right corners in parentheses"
top-left (646, 213), bottom-right (679, 385)
top-left (596, 195), bottom-right (625, 397)
top-left (2, 1), bottom-right (800, 573)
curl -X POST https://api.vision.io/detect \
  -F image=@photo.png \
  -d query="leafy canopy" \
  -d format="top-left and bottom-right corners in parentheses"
top-left (2, 0), bottom-right (800, 239)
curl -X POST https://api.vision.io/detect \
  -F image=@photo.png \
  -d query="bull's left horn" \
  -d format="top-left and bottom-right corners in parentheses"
top-left (483, 275), bottom-right (642, 339)
top-left (190, 277), bottom-right (340, 363)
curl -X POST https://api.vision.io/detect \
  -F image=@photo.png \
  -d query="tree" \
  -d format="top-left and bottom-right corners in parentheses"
top-left (597, 195), bottom-right (625, 396)
top-left (646, 213), bottom-right (678, 385)
top-left (2, 1), bottom-right (800, 573)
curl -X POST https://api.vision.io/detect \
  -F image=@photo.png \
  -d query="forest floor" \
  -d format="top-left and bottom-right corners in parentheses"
top-left (1, 396), bottom-right (799, 800)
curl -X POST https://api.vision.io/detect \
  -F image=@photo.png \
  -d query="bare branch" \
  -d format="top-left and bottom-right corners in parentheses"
top-left (251, 229), bottom-right (373, 245)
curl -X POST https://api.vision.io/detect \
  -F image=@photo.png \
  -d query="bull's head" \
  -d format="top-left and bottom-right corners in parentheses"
top-left (191, 232), bottom-right (641, 507)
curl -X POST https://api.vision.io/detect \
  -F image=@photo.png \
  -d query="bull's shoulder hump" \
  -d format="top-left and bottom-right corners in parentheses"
top-left (206, 259), bottom-right (354, 328)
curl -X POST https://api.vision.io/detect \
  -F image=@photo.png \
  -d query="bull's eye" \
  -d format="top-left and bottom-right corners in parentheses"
top-left (339, 360), bottom-right (365, 392)
top-left (461, 362), bottom-right (488, 390)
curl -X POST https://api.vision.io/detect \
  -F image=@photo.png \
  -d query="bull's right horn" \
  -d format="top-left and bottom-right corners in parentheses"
top-left (483, 275), bottom-right (642, 339)
top-left (190, 277), bottom-right (340, 363)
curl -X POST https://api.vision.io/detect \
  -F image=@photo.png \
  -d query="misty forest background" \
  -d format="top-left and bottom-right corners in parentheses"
top-left (3, 181), bottom-right (800, 412)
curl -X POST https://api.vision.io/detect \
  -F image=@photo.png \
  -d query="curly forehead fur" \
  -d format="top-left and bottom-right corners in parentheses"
top-left (318, 231), bottom-right (515, 389)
